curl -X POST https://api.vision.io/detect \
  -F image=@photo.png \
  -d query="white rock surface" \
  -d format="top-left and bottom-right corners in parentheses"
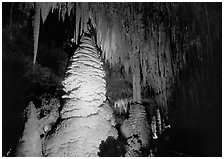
top-left (45, 35), bottom-right (117, 156)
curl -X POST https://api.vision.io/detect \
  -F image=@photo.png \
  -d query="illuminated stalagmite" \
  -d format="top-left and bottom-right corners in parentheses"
top-left (44, 33), bottom-right (118, 156)
top-left (15, 102), bottom-right (42, 157)
top-left (6, 2), bottom-right (219, 157)
top-left (120, 103), bottom-right (151, 156)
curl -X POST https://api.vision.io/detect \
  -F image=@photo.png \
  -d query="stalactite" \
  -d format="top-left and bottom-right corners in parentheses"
top-left (31, 2), bottom-right (208, 83)
top-left (29, 3), bottom-right (211, 139)
top-left (131, 50), bottom-right (141, 102)
top-left (32, 2), bottom-right (73, 65)
top-left (32, 3), bottom-right (40, 65)
top-left (39, 3), bottom-right (53, 23)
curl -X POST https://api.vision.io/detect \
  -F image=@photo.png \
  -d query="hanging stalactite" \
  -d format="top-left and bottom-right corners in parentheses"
top-left (32, 3), bottom-right (40, 65)
top-left (29, 3), bottom-right (214, 133)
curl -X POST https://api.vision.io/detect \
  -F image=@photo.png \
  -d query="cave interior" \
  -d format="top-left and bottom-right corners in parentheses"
top-left (2, 2), bottom-right (222, 157)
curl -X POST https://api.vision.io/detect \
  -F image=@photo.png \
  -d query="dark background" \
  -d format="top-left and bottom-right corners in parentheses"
top-left (2, 2), bottom-right (222, 156)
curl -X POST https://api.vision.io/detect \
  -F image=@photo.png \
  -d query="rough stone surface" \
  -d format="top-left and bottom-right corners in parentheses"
top-left (44, 35), bottom-right (118, 156)
top-left (45, 111), bottom-right (118, 157)
top-left (15, 102), bottom-right (42, 157)
top-left (120, 103), bottom-right (151, 156)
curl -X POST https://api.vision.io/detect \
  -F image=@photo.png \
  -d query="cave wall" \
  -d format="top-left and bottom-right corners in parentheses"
top-left (168, 3), bottom-right (222, 156)
top-left (2, 3), bottom-right (70, 156)
top-left (2, 2), bottom-right (222, 157)
top-left (171, 17), bottom-right (222, 156)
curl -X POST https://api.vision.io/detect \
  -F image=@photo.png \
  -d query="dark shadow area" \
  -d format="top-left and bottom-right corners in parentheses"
top-left (2, 2), bottom-right (222, 157)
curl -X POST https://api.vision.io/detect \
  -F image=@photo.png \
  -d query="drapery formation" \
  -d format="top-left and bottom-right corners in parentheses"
top-left (74, 3), bottom-right (175, 110)
top-left (3, 2), bottom-right (220, 157)
top-left (31, 2), bottom-right (208, 113)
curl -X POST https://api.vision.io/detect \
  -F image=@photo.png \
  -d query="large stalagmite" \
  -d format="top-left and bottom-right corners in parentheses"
top-left (44, 33), bottom-right (118, 156)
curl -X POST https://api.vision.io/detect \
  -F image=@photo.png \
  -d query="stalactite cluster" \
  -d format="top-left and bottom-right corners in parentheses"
top-left (3, 2), bottom-right (221, 157)
top-left (2, 2), bottom-right (221, 157)
top-left (30, 2), bottom-right (210, 113)
top-left (72, 2), bottom-right (176, 110)
top-left (32, 2), bottom-right (73, 65)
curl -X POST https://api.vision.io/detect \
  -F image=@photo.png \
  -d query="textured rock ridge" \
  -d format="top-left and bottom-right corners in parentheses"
top-left (44, 34), bottom-right (118, 156)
